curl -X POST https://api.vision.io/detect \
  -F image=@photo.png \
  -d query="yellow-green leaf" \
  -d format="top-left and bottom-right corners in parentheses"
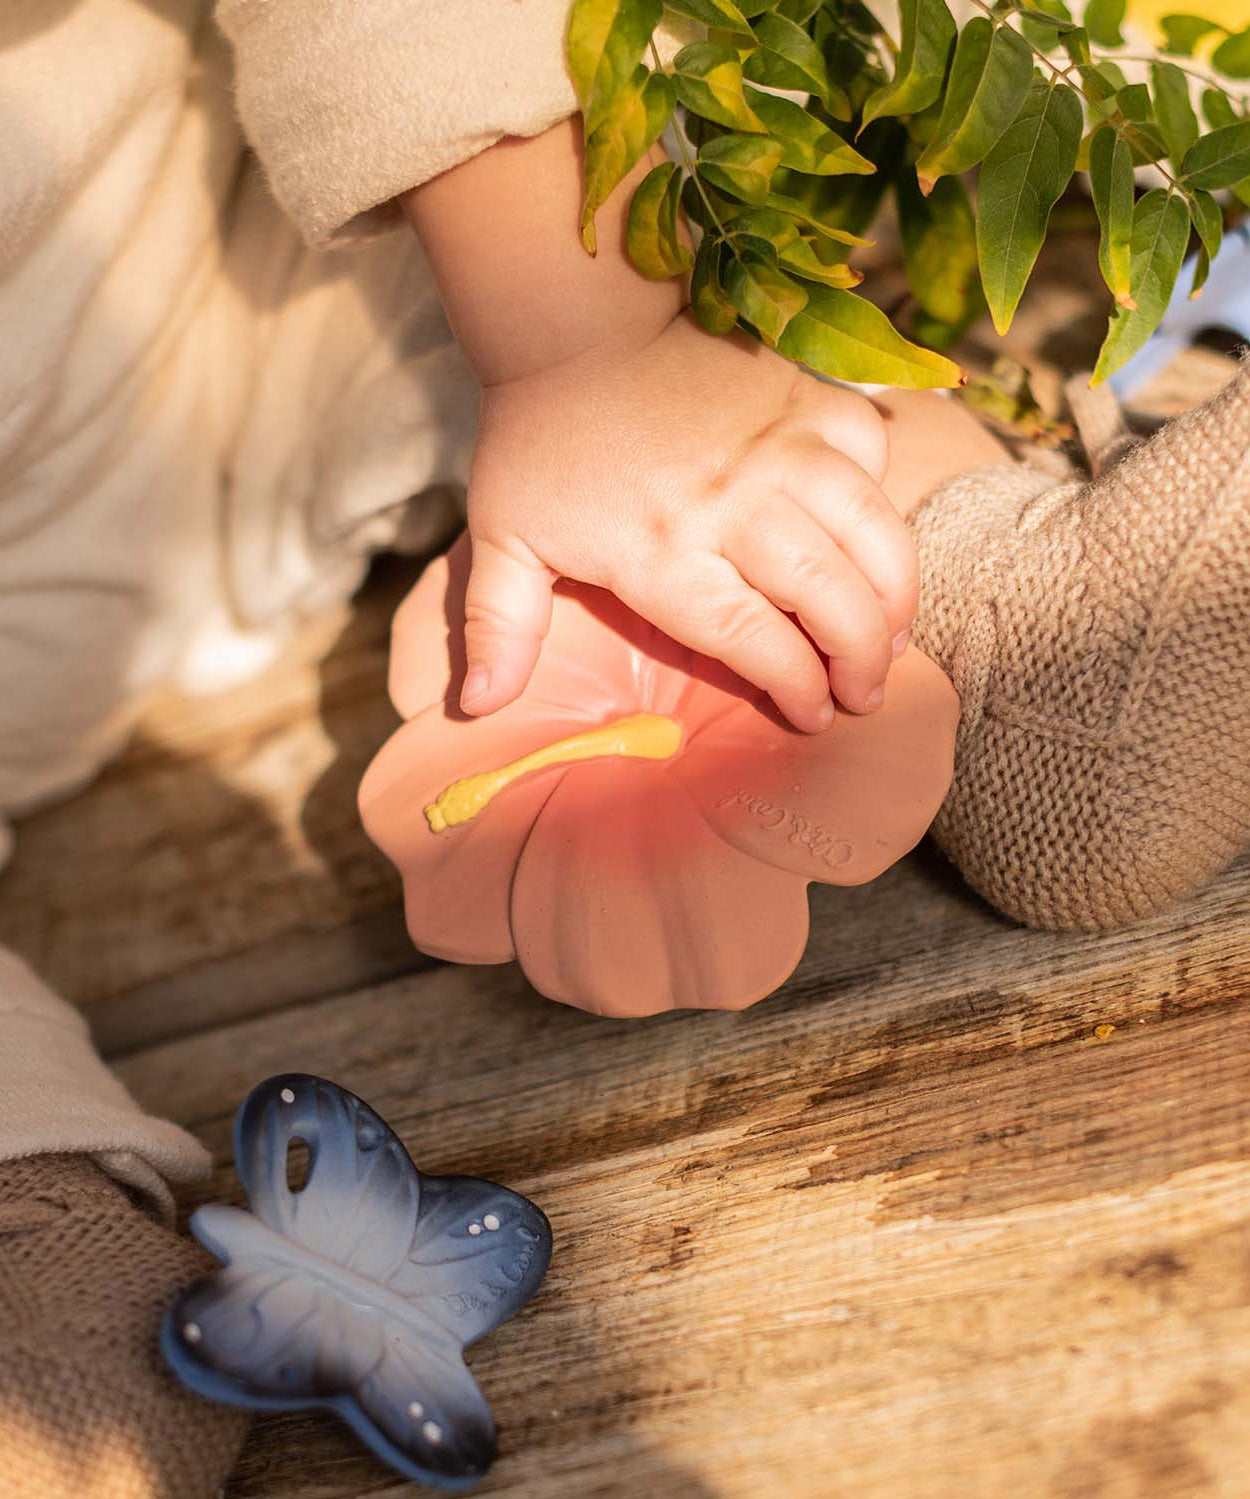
top-left (976, 81), bottom-right (1083, 335)
top-left (896, 172), bottom-right (981, 327)
top-left (914, 17), bottom-right (1034, 193)
top-left (1091, 189), bottom-right (1190, 385)
top-left (663, 0), bottom-right (755, 41)
top-left (1189, 189), bottom-right (1223, 297)
top-left (1213, 28), bottom-right (1250, 78)
top-left (860, 0), bottom-right (956, 130)
top-left (567, 0), bottom-right (663, 138)
top-left (742, 13), bottom-right (850, 119)
top-left (698, 133), bottom-right (783, 203)
top-left (1160, 13), bottom-right (1220, 55)
top-left (743, 87), bottom-right (876, 174)
top-left (1089, 125), bottom-right (1135, 307)
top-left (672, 42), bottom-right (765, 131)
top-left (778, 237), bottom-right (862, 288)
top-left (626, 162), bottom-right (694, 277)
top-left (581, 68), bottom-right (675, 252)
top-left (1084, 0), bottom-right (1125, 47)
top-left (691, 235), bottom-right (738, 334)
top-left (1150, 59), bottom-right (1199, 165)
top-left (724, 251), bottom-right (809, 345)
top-left (1180, 119), bottom-right (1250, 189)
top-left (775, 285), bottom-right (963, 387)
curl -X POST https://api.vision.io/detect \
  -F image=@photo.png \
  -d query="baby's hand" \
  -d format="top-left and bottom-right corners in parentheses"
top-left (460, 314), bottom-right (917, 734)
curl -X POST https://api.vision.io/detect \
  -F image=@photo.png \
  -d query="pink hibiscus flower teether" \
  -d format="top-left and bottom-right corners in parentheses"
top-left (360, 536), bottom-right (959, 1017)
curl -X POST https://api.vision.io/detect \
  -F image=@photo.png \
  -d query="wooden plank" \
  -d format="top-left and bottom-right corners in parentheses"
top-left (115, 853), bottom-right (1250, 1499)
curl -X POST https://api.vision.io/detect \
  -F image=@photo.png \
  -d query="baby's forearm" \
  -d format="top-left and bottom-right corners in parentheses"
top-left (401, 120), bottom-right (683, 388)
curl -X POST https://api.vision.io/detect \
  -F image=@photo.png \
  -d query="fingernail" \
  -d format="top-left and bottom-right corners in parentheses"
top-left (863, 685), bottom-right (885, 712)
top-left (816, 701), bottom-right (836, 730)
top-left (460, 665), bottom-right (490, 711)
top-left (892, 628), bottom-right (911, 659)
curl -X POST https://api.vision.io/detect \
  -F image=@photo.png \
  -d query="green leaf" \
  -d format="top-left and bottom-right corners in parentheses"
top-left (1203, 87), bottom-right (1239, 129)
top-left (976, 80), bottom-right (1083, 334)
top-left (1089, 125), bottom-right (1135, 307)
top-left (1180, 119), bottom-right (1250, 188)
top-left (1080, 60), bottom-right (1127, 104)
top-left (777, 237), bottom-right (862, 288)
top-left (742, 13), bottom-right (850, 119)
top-left (1084, 0), bottom-right (1126, 47)
top-left (776, 0), bottom-right (822, 20)
top-left (672, 42), bottom-right (765, 131)
top-left (724, 251), bottom-right (809, 344)
top-left (762, 190), bottom-right (873, 244)
top-left (581, 68), bottom-right (675, 252)
top-left (730, 211), bottom-right (864, 287)
top-left (896, 171), bottom-right (981, 326)
top-left (698, 133), bottom-right (783, 202)
top-left (914, 17), bottom-right (1034, 194)
top-left (567, 0), bottom-right (664, 138)
top-left (662, 0), bottom-right (755, 40)
top-left (1114, 85), bottom-right (1171, 165)
top-left (1189, 188), bottom-right (1223, 297)
top-left (1091, 189), bottom-right (1190, 385)
top-left (626, 162), bottom-right (694, 277)
top-left (1150, 60), bottom-right (1200, 165)
top-left (1020, 0), bottom-right (1073, 53)
top-left (1213, 28), bottom-right (1250, 78)
top-left (1062, 26), bottom-right (1091, 66)
top-left (775, 285), bottom-right (963, 387)
top-left (1160, 13), bottom-right (1222, 56)
top-left (860, 0), bottom-right (956, 130)
top-left (743, 87), bottom-right (876, 174)
top-left (1235, 177), bottom-right (1250, 209)
top-left (690, 235), bottom-right (739, 334)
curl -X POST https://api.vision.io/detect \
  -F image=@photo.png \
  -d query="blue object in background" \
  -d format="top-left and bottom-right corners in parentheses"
top-left (1109, 221), bottom-right (1250, 401)
top-left (162, 1074), bottom-right (552, 1491)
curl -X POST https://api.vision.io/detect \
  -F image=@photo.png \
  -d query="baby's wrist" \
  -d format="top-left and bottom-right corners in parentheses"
top-left (403, 120), bottom-right (684, 390)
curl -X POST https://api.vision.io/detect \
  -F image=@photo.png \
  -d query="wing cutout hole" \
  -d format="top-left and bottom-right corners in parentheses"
top-left (286, 1137), bottom-right (311, 1193)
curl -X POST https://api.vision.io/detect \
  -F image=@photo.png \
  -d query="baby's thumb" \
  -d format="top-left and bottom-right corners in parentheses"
top-left (459, 536), bottom-right (554, 715)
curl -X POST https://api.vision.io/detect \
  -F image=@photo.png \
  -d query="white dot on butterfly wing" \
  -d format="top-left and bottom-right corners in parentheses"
top-left (468, 1222), bottom-right (482, 1236)
top-left (408, 1401), bottom-right (424, 1419)
top-left (183, 1322), bottom-right (202, 1344)
top-left (280, 1087), bottom-right (295, 1104)
top-left (423, 1420), bottom-right (443, 1445)
top-left (483, 1213), bottom-right (500, 1231)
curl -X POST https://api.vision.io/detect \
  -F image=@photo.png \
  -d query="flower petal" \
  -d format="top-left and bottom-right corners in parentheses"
top-left (359, 699), bottom-right (587, 962)
top-left (388, 534), bottom-right (760, 729)
top-left (510, 760), bottom-right (810, 1017)
top-left (672, 646), bottom-right (959, 884)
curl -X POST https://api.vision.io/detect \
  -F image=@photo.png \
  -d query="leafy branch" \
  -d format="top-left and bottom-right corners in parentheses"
top-left (567, 0), bottom-right (1250, 389)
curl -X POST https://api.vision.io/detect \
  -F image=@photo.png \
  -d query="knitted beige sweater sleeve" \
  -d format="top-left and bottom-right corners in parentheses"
top-left (215, 0), bottom-right (580, 247)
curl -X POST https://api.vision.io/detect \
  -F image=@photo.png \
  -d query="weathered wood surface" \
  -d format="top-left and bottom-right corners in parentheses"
top-left (114, 851), bottom-right (1250, 1499)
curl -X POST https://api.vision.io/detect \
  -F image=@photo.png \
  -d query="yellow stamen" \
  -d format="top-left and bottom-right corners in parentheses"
top-left (424, 712), bottom-right (683, 832)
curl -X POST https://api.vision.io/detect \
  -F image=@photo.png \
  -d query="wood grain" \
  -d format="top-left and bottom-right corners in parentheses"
top-left (115, 852), bottom-right (1250, 1499)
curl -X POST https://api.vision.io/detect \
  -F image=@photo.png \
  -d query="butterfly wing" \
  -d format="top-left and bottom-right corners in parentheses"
top-left (163, 1205), bottom-right (497, 1489)
top-left (232, 1073), bottom-right (420, 1284)
top-left (387, 1171), bottom-right (553, 1347)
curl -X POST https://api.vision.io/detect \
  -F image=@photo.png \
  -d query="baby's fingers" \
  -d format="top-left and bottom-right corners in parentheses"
top-left (725, 502), bottom-right (891, 715)
top-left (616, 557), bottom-right (834, 734)
top-left (459, 534), bottom-right (554, 715)
top-left (785, 441), bottom-right (920, 646)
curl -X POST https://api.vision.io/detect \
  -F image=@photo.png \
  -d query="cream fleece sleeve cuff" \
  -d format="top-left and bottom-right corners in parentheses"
top-left (215, 0), bottom-right (581, 247)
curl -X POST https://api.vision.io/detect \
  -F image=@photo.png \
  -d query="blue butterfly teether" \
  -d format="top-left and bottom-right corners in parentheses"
top-left (161, 1073), bottom-right (552, 1491)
